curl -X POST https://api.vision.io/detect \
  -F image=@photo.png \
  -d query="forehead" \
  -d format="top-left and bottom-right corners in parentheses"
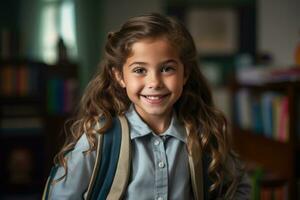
top-left (127, 38), bottom-right (180, 61)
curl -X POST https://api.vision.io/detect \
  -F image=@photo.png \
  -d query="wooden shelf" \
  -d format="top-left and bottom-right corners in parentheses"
top-left (0, 96), bottom-right (43, 104)
top-left (230, 79), bottom-right (299, 199)
top-left (0, 60), bottom-right (79, 197)
top-left (231, 80), bottom-right (300, 92)
top-left (232, 127), bottom-right (295, 179)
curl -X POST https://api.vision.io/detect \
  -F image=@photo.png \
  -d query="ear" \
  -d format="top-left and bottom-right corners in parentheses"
top-left (112, 67), bottom-right (126, 88)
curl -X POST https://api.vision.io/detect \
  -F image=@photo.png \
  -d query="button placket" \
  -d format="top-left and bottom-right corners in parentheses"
top-left (158, 161), bottom-right (165, 168)
top-left (152, 135), bottom-right (168, 200)
top-left (154, 139), bottom-right (160, 146)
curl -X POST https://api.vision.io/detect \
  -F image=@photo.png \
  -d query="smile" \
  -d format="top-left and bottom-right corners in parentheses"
top-left (140, 94), bottom-right (169, 104)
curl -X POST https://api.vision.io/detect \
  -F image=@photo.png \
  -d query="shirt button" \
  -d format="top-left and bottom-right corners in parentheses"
top-left (158, 161), bottom-right (165, 168)
top-left (154, 140), bottom-right (160, 146)
top-left (157, 197), bottom-right (163, 200)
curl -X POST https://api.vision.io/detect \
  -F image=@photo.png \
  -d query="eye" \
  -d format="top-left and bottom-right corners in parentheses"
top-left (132, 67), bottom-right (147, 75)
top-left (161, 65), bottom-right (176, 73)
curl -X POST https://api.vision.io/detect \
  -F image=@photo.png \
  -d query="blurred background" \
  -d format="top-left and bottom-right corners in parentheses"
top-left (0, 0), bottom-right (300, 199)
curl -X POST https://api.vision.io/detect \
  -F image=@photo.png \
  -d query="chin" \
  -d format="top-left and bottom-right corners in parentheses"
top-left (140, 106), bottom-right (171, 117)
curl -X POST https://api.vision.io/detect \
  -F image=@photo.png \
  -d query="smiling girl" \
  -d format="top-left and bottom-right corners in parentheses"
top-left (43, 13), bottom-right (251, 200)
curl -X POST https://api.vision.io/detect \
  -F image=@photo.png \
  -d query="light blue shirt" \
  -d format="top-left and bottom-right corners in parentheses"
top-left (125, 106), bottom-right (193, 200)
top-left (46, 106), bottom-right (193, 200)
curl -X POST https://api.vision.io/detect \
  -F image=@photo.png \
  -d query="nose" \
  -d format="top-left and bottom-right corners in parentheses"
top-left (147, 72), bottom-right (162, 89)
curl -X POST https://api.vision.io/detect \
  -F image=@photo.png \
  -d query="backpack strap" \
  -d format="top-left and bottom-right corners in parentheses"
top-left (85, 115), bottom-right (130, 200)
top-left (42, 165), bottom-right (59, 199)
top-left (84, 128), bottom-right (104, 198)
top-left (42, 148), bottom-right (75, 199)
top-left (106, 116), bottom-right (131, 200)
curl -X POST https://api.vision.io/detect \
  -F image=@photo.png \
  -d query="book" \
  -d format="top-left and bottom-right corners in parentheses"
top-left (47, 78), bottom-right (78, 114)
top-left (63, 78), bottom-right (78, 113)
top-left (261, 92), bottom-right (276, 139)
top-left (1, 66), bottom-right (15, 96)
top-left (272, 95), bottom-right (283, 141)
top-left (0, 29), bottom-right (11, 59)
top-left (0, 65), bottom-right (42, 97)
top-left (250, 167), bottom-right (264, 200)
top-left (46, 78), bottom-right (58, 114)
top-left (16, 66), bottom-right (29, 96)
top-left (249, 167), bottom-right (289, 200)
top-left (251, 95), bottom-right (263, 134)
top-left (277, 96), bottom-right (289, 142)
top-left (235, 89), bottom-right (252, 130)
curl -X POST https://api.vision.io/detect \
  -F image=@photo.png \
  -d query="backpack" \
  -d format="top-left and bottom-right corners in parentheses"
top-left (42, 116), bottom-right (211, 200)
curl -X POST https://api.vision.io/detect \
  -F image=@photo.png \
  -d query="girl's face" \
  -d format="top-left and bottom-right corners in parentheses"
top-left (115, 37), bottom-right (187, 123)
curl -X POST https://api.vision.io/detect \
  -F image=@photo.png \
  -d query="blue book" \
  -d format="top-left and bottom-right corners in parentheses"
top-left (251, 96), bottom-right (263, 134)
top-left (261, 92), bottom-right (276, 139)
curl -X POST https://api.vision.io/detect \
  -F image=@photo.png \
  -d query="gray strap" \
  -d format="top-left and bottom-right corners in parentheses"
top-left (84, 132), bottom-right (103, 199)
top-left (107, 116), bottom-right (131, 200)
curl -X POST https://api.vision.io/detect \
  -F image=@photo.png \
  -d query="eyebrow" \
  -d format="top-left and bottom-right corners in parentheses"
top-left (128, 59), bottom-right (179, 68)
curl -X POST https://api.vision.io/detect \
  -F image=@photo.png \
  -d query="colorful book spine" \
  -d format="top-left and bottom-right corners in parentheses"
top-left (278, 97), bottom-right (289, 142)
top-left (235, 89), bottom-right (252, 130)
top-left (251, 95), bottom-right (263, 134)
top-left (0, 65), bottom-right (41, 97)
top-left (272, 95), bottom-right (283, 141)
top-left (63, 79), bottom-right (78, 113)
top-left (261, 93), bottom-right (275, 139)
top-left (1, 66), bottom-right (15, 96)
top-left (16, 66), bottom-right (29, 96)
top-left (234, 90), bottom-right (289, 142)
top-left (250, 168), bottom-right (289, 200)
top-left (47, 78), bottom-right (78, 114)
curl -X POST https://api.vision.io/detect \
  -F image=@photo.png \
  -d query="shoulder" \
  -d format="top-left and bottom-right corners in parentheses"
top-left (223, 153), bottom-right (252, 200)
top-left (47, 133), bottom-right (98, 199)
top-left (68, 133), bottom-right (99, 171)
top-left (58, 133), bottom-right (97, 175)
top-left (65, 115), bottom-right (105, 163)
top-left (70, 134), bottom-right (92, 156)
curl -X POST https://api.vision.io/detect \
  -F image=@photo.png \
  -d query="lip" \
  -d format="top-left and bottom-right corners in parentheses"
top-left (140, 94), bottom-right (170, 104)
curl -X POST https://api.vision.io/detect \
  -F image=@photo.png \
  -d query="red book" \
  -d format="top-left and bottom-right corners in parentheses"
top-left (278, 97), bottom-right (289, 142)
top-left (1, 66), bottom-right (15, 96)
top-left (16, 66), bottom-right (29, 96)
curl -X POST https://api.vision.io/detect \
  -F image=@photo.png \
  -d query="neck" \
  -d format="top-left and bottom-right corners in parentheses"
top-left (141, 113), bottom-right (172, 135)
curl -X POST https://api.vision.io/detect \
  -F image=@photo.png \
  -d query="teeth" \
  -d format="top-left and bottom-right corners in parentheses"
top-left (145, 96), bottom-right (161, 100)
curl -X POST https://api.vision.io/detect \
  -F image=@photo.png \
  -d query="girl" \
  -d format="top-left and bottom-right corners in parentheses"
top-left (43, 13), bottom-right (251, 200)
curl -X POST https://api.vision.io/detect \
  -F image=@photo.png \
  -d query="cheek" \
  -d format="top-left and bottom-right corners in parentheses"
top-left (167, 76), bottom-right (185, 90)
top-left (124, 77), bottom-right (143, 93)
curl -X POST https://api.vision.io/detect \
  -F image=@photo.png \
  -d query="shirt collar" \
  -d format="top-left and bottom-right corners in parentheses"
top-left (125, 105), bottom-right (187, 143)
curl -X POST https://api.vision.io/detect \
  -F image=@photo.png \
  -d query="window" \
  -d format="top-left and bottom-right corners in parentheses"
top-left (39, 0), bottom-right (77, 64)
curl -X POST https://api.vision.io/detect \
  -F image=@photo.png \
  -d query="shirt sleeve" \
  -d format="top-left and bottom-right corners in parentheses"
top-left (231, 154), bottom-right (252, 200)
top-left (221, 153), bottom-right (252, 200)
top-left (233, 172), bottom-right (252, 200)
top-left (47, 134), bottom-right (96, 200)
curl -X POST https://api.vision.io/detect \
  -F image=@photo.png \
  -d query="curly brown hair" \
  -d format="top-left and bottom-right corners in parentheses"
top-left (54, 13), bottom-right (240, 197)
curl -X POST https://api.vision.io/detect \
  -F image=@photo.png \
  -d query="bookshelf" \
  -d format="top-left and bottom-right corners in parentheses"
top-left (0, 59), bottom-right (78, 199)
top-left (230, 80), bottom-right (300, 200)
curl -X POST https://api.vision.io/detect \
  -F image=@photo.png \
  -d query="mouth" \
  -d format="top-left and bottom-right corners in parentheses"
top-left (140, 94), bottom-right (169, 104)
